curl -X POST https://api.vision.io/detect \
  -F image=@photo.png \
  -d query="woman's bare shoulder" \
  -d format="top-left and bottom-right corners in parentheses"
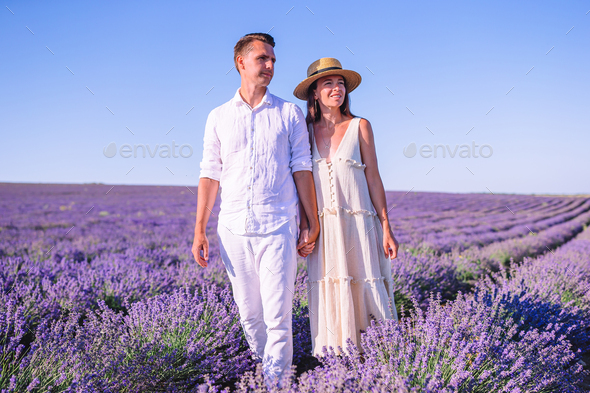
top-left (358, 118), bottom-right (374, 138)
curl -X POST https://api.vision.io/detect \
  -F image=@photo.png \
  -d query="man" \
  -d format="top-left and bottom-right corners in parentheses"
top-left (192, 33), bottom-right (320, 387)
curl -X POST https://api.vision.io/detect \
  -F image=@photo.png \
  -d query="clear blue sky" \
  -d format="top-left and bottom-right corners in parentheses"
top-left (1, 1), bottom-right (589, 194)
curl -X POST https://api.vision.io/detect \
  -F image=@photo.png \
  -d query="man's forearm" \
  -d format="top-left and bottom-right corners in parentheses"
top-left (293, 170), bottom-right (319, 229)
top-left (299, 202), bottom-right (309, 229)
top-left (195, 177), bottom-right (220, 234)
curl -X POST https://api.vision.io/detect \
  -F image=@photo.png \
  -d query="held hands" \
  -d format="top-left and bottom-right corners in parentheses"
top-left (297, 227), bottom-right (315, 257)
top-left (192, 232), bottom-right (209, 267)
top-left (297, 218), bottom-right (320, 258)
top-left (383, 227), bottom-right (399, 260)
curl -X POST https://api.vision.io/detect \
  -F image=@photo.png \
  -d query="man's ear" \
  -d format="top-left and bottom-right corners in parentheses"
top-left (236, 55), bottom-right (245, 74)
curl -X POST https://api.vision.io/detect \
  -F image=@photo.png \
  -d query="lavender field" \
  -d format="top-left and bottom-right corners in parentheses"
top-left (1, 183), bottom-right (590, 392)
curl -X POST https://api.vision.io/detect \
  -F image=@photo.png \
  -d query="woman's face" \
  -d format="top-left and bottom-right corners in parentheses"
top-left (314, 75), bottom-right (346, 109)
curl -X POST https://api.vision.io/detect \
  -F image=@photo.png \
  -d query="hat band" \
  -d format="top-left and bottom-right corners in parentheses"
top-left (308, 66), bottom-right (343, 77)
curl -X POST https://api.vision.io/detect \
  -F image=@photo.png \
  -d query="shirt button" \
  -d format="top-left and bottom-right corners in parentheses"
top-left (250, 166), bottom-right (253, 169)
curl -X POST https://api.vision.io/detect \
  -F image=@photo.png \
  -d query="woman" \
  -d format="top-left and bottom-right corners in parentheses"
top-left (293, 58), bottom-right (399, 357)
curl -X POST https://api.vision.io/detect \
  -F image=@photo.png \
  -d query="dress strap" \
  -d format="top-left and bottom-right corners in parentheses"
top-left (308, 122), bottom-right (318, 159)
top-left (346, 117), bottom-right (364, 164)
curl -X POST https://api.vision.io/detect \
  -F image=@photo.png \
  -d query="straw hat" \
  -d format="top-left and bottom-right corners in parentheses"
top-left (293, 57), bottom-right (362, 101)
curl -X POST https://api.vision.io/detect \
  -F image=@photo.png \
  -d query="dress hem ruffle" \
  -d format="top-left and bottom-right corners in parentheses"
top-left (318, 205), bottom-right (377, 217)
top-left (314, 157), bottom-right (367, 169)
top-left (308, 275), bottom-right (391, 285)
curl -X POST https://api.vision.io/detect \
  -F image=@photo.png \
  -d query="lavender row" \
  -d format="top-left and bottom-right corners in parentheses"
top-left (397, 195), bottom-right (576, 237)
top-left (415, 198), bottom-right (590, 253)
top-left (468, 207), bottom-right (590, 266)
top-left (389, 205), bottom-right (590, 311)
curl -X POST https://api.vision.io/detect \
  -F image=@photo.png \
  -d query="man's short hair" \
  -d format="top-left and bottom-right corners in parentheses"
top-left (234, 33), bottom-right (275, 74)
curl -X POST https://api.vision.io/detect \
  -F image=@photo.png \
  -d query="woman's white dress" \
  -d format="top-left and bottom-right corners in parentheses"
top-left (307, 116), bottom-right (398, 356)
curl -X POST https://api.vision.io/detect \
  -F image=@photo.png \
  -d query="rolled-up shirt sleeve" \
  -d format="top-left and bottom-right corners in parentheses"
top-left (199, 109), bottom-right (223, 181)
top-left (289, 104), bottom-right (313, 174)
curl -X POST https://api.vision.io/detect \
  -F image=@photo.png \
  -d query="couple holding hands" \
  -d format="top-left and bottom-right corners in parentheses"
top-left (192, 32), bottom-right (398, 388)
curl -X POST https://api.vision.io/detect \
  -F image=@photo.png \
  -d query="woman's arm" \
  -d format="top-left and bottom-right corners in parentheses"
top-left (358, 118), bottom-right (399, 259)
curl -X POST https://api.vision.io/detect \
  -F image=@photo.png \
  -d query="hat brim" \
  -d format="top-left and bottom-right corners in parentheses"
top-left (293, 69), bottom-right (362, 101)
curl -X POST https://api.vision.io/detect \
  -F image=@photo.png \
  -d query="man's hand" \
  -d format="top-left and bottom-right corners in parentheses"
top-left (297, 227), bottom-right (315, 257)
top-left (292, 170), bottom-right (320, 249)
top-left (192, 231), bottom-right (209, 267)
top-left (194, 177), bottom-right (219, 268)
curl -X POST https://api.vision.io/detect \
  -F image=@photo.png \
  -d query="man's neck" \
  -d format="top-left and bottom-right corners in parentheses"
top-left (239, 83), bottom-right (267, 109)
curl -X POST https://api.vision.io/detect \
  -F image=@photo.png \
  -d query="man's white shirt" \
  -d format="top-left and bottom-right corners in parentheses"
top-left (199, 87), bottom-right (312, 235)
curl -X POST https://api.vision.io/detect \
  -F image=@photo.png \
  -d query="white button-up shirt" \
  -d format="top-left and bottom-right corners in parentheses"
top-left (199, 87), bottom-right (312, 235)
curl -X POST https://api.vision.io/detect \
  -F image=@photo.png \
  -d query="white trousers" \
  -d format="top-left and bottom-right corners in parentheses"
top-left (217, 216), bottom-right (298, 387)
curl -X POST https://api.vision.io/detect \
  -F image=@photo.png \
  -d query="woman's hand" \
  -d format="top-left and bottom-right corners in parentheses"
top-left (297, 227), bottom-right (316, 257)
top-left (383, 227), bottom-right (399, 260)
top-left (298, 243), bottom-right (315, 258)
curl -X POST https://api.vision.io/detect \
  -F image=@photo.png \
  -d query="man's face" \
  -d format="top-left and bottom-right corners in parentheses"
top-left (238, 40), bottom-right (276, 86)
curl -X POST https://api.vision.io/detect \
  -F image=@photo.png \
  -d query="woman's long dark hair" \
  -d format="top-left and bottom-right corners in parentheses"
top-left (305, 77), bottom-right (356, 144)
